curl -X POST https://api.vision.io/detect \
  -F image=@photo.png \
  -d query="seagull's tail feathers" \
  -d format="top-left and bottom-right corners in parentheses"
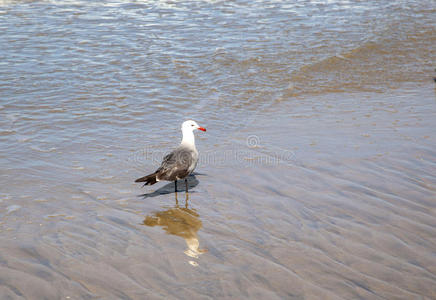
top-left (135, 172), bottom-right (158, 186)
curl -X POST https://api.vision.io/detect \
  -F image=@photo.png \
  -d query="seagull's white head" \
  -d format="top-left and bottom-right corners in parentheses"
top-left (181, 120), bottom-right (206, 132)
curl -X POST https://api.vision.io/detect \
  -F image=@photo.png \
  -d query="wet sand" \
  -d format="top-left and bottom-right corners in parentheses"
top-left (1, 84), bottom-right (435, 299)
top-left (1, 0), bottom-right (436, 298)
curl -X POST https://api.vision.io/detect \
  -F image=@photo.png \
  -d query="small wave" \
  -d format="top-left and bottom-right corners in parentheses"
top-left (286, 27), bottom-right (435, 97)
top-left (30, 145), bottom-right (57, 153)
top-left (0, 130), bottom-right (16, 136)
top-left (6, 205), bottom-right (21, 214)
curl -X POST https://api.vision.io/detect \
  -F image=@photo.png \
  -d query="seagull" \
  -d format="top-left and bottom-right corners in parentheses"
top-left (135, 120), bottom-right (206, 193)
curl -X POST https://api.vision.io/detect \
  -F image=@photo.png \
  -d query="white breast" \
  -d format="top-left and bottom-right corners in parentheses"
top-left (188, 149), bottom-right (199, 173)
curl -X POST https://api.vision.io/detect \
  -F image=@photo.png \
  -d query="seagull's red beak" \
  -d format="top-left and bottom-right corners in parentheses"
top-left (198, 127), bottom-right (206, 132)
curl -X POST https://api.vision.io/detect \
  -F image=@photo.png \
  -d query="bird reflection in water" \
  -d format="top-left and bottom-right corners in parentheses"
top-left (142, 196), bottom-right (207, 259)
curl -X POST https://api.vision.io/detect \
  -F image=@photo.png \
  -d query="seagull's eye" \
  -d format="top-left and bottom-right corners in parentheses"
top-left (191, 124), bottom-right (194, 126)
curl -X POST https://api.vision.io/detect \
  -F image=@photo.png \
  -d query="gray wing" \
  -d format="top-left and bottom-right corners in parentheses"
top-left (156, 147), bottom-right (195, 181)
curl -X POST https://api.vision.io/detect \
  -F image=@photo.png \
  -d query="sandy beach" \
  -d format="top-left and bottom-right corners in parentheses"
top-left (1, 0), bottom-right (435, 299)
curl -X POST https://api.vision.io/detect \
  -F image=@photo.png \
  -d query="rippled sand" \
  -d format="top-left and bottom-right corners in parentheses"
top-left (1, 85), bottom-right (435, 299)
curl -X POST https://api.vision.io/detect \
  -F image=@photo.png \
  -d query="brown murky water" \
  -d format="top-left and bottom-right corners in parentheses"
top-left (1, 0), bottom-right (435, 299)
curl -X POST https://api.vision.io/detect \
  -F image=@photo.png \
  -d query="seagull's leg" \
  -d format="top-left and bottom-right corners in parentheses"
top-left (175, 191), bottom-right (178, 206)
top-left (174, 180), bottom-right (177, 193)
top-left (184, 179), bottom-right (189, 207)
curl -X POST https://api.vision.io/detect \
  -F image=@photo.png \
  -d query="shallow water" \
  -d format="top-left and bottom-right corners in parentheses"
top-left (1, 0), bottom-right (436, 299)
